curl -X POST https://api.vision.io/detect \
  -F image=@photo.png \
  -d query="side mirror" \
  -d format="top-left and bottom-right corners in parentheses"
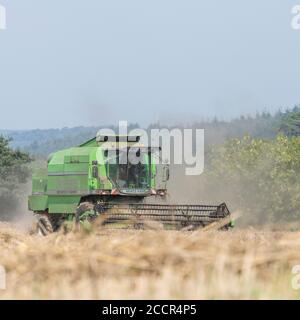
top-left (163, 165), bottom-right (170, 182)
top-left (92, 165), bottom-right (99, 178)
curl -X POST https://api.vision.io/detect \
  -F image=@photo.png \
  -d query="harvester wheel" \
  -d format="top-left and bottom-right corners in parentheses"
top-left (75, 202), bottom-right (95, 223)
top-left (36, 214), bottom-right (54, 236)
top-left (75, 202), bottom-right (96, 231)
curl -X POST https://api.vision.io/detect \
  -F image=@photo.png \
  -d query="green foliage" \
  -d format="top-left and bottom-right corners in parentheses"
top-left (0, 136), bottom-right (32, 220)
top-left (207, 135), bottom-right (300, 223)
top-left (279, 106), bottom-right (300, 137)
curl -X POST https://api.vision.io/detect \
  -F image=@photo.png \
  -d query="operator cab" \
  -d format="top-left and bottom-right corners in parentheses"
top-left (97, 134), bottom-right (167, 196)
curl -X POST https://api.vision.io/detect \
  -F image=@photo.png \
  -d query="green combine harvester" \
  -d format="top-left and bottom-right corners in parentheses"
top-left (28, 134), bottom-right (232, 235)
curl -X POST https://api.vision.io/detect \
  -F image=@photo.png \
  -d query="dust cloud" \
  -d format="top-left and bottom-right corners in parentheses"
top-left (0, 182), bottom-right (34, 232)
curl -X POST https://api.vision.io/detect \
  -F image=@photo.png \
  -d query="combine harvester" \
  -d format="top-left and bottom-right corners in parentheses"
top-left (28, 134), bottom-right (233, 235)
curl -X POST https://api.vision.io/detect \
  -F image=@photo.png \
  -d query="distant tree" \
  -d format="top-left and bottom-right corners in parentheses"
top-left (279, 106), bottom-right (300, 137)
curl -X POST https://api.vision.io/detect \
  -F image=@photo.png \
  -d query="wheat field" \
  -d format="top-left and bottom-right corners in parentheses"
top-left (0, 222), bottom-right (299, 299)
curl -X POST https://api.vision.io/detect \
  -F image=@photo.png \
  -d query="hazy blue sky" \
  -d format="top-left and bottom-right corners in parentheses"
top-left (0, 0), bottom-right (300, 129)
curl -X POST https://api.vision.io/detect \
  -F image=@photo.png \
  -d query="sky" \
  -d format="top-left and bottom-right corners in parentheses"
top-left (0, 0), bottom-right (300, 129)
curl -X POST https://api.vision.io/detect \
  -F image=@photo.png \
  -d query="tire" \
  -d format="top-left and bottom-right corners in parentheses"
top-left (36, 214), bottom-right (54, 236)
top-left (75, 202), bottom-right (95, 224)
